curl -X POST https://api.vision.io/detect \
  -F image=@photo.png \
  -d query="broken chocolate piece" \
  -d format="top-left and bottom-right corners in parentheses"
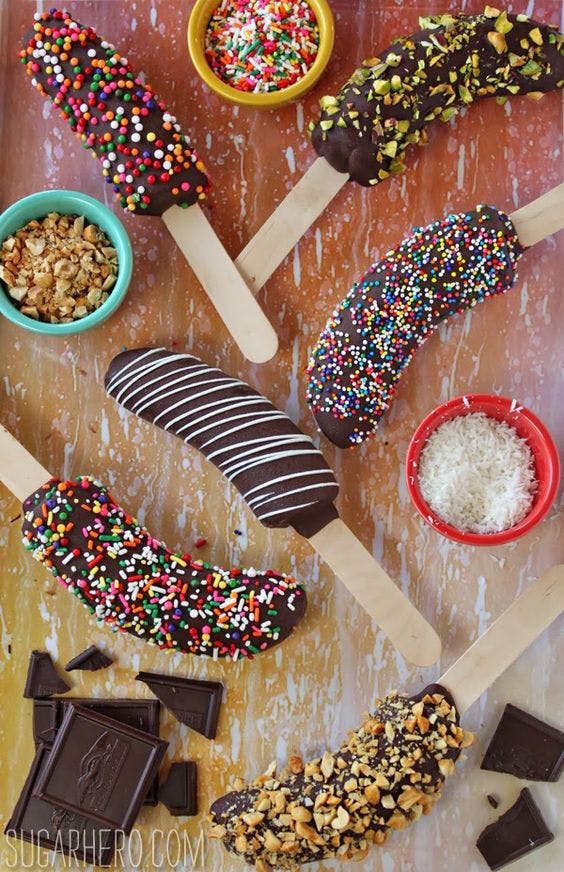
top-left (33, 704), bottom-right (167, 833)
top-left (33, 698), bottom-right (161, 805)
top-left (23, 651), bottom-right (70, 699)
top-left (481, 703), bottom-right (564, 782)
top-left (476, 788), bottom-right (554, 870)
top-left (33, 700), bottom-right (61, 746)
top-left (136, 671), bottom-right (223, 739)
top-left (4, 744), bottom-right (116, 866)
top-left (159, 762), bottom-right (198, 816)
top-left (64, 645), bottom-right (113, 672)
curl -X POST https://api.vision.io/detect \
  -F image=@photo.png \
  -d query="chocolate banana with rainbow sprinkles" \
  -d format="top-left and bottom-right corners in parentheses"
top-left (0, 425), bottom-right (306, 661)
top-left (307, 184), bottom-right (564, 447)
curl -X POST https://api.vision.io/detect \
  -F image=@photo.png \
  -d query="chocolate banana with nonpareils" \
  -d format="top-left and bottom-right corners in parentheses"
top-left (307, 185), bottom-right (564, 447)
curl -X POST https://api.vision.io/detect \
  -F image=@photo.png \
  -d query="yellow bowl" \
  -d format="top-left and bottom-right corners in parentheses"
top-left (187, 0), bottom-right (335, 109)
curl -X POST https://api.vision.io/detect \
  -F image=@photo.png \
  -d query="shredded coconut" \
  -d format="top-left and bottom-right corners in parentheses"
top-left (418, 412), bottom-right (537, 534)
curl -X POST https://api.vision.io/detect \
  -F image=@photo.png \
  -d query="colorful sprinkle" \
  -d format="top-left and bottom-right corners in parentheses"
top-left (306, 206), bottom-right (524, 446)
top-left (22, 477), bottom-right (306, 659)
top-left (205, 0), bottom-right (319, 93)
top-left (20, 9), bottom-right (210, 215)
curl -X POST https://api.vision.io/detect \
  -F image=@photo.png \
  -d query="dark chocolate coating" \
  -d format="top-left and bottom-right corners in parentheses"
top-left (105, 348), bottom-right (340, 535)
top-left (306, 205), bottom-right (523, 447)
top-left (209, 685), bottom-right (472, 868)
top-left (22, 477), bottom-right (306, 660)
top-left (311, 11), bottom-right (564, 186)
top-left (21, 10), bottom-right (210, 215)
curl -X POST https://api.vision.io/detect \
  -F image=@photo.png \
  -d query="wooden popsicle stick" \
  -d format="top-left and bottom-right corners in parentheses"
top-left (439, 565), bottom-right (564, 715)
top-left (234, 158), bottom-right (347, 295)
top-left (235, 179), bottom-right (564, 299)
top-left (0, 424), bottom-right (51, 502)
top-left (309, 517), bottom-right (441, 666)
top-left (162, 204), bottom-right (279, 363)
top-left (510, 183), bottom-right (564, 247)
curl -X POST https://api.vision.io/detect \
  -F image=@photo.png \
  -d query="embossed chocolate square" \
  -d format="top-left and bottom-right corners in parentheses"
top-left (4, 744), bottom-right (116, 866)
top-left (32, 704), bottom-right (168, 833)
top-left (33, 698), bottom-right (161, 805)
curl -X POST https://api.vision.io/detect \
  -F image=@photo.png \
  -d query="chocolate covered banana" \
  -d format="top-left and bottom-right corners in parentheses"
top-left (208, 566), bottom-right (564, 869)
top-left (306, 204), bottom-right (522, 446)
top-left (311, 9), bottom-right (564, 186)
top-left (21, 476), bottom-right (306, 660)
top-left (105, 348), bottom-right (340, 536)
top-left (20, 8), bottom-right (278, 363)
top-left (306, 183), bottom-right (564, 447)
top-left (105, 348), bottom-right (442, 668)
top-left (209, 685), bottom-right (471, 868)
top-left (21, 9), bottom-right (209, 214)
top-left (235, 8), bottom-right (563, 295)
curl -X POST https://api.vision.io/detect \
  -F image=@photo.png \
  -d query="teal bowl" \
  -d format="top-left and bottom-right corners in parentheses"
top-left (0, 190), bottom-right (133, 335)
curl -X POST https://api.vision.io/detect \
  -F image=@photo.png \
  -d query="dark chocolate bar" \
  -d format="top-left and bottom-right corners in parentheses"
top-left (32, 698), bottom-right (161, 806)
top-left (159, 762), bottom-right (198, 816)
top-left (23, 651), bottom-right (70, 699)
top-left (4, 744), bottom-right (116, 867)
top-left (481, 703), bottom-right (564, 782)
top-left (32, 704), bottom-right (167, 833)
top-left (65, 646), bottom-right (113, 672)
top-left (136, 671), bottom-right (223, 739)
top-left (476, 788), bottom-right (554, 870)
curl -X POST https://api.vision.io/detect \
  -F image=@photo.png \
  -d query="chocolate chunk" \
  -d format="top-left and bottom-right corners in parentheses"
top-left (476, 788), bottom-right (554, 870)
top-left (481, 703), bottom-right (564, 782)
top-left (23, 651), bottom-right (70, 699)
top-left (4, 744), bottom-right (116, 866)
top-left (159, 762), bottom-right (198, 816)
top-left (32, 704), bottom-right (167, 833)
top-left (136, 671), bottom-right (223, 739)
top-left (33, 698), bottom-right (161, 805)
top-left (487, 794), bottom-right (499, 810)
top-left (64, 645), bottom-right (113, 672)
top-left (33, 700), bottom-right (61, 746)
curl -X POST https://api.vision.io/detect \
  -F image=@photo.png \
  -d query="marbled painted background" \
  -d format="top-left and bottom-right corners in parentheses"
top-left (0, 1), bottom-right (563, 870)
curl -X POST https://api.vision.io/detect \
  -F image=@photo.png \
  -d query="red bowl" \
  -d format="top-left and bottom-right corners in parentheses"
top-left (405, 395), bottom-right (560, 546)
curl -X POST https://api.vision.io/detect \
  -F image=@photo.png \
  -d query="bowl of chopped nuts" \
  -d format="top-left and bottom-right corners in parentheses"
top-left (0, 190), bottom-right (133, 335)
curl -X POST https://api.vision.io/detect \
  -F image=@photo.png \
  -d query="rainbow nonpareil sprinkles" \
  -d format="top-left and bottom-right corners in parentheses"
top-left (204, 0), bottom-right (319, 93)
top-left (306, 206), bottom-right (524, 447)
top-left (22, 477), bottom-right (306, 660)
top-left (20, 9), bottom-right (210, 215)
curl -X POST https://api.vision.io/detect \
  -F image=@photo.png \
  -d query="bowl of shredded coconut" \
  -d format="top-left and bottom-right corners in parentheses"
top-left (406, 395), bottom-right (560, 545)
